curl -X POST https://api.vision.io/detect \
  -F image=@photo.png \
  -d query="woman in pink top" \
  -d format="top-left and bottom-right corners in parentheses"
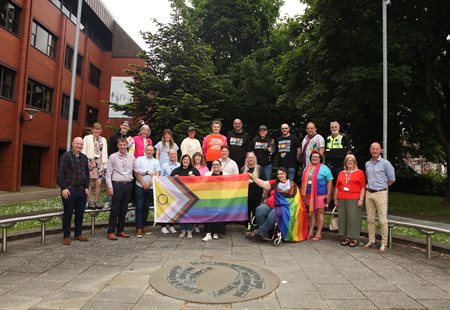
top-left (192, 152), bottom-right (209, 176)
top-left (129, 124), bottom-right (153, 158)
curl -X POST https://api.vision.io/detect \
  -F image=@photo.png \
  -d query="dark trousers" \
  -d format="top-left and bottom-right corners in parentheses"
top-left (204, 222), bottom-right (225, 234)
top-left (62, 188), bottom-right (87, 238)
top-left (108, 182), bottom-right (132, 234)
top-left (135, 186), bottom-right (153, 229)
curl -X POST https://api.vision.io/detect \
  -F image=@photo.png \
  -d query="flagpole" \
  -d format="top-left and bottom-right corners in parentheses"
top-left (66, 0), bottom-right (83, 150)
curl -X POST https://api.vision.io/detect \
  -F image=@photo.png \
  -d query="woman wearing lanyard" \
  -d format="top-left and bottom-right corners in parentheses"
top-left (334, 154), bottom-right (366, 247)
top-left (301, 152), bottom-right (333, 241)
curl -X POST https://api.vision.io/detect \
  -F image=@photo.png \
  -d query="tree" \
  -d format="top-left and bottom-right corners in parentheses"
top-left (277, 0), bottom-right (450, 203)
top-left (112, 1), bottom-right (224, 140)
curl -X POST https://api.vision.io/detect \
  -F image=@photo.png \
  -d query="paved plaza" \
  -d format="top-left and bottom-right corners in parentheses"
top-left (1, 225), bottom-right (450, 309)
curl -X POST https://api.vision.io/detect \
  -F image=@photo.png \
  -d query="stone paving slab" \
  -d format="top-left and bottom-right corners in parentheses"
top-left (0, 225), bottom-right (449, 309)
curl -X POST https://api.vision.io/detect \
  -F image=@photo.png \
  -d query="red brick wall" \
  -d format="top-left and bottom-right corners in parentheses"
top-left (0, 0), bottom-right (144, 191)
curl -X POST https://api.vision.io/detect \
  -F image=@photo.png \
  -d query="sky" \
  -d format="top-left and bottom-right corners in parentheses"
top-left (101, 0), bottom-right (306, 49)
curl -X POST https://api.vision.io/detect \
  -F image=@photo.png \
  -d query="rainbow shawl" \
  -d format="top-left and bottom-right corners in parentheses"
top-left (301, 162), bottom-right (321, 214)
top-left (153, 174), bottom-right (249, 223)
top-left (274, 182), bottom-right (308, 242)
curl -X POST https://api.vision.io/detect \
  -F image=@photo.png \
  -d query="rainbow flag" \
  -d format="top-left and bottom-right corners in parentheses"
top-left (274, 183), bottom-right (308, 242)
top-left (153, 175), bottom-right (249, 223)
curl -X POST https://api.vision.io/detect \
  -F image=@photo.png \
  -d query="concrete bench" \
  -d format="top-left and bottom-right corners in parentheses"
top-left (0, 207), bottom-right (138, 253)
top-left (387, 215), bottom-right (450, 259)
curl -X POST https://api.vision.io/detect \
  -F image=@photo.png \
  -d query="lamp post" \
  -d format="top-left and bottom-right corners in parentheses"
top-left (66, 0), bottom-right (83, 150)
top-left (382, 0), bottom-right (389, 159)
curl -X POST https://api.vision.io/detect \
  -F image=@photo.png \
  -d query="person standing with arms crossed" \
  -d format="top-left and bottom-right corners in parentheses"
top-left (106, 138), bottom-right (135, 240)
top-left (363, 142), bottom-right (395, 254)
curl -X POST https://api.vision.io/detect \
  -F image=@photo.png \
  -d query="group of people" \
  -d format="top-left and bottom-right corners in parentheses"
top-left (57, 119), bottom-right (395, 254)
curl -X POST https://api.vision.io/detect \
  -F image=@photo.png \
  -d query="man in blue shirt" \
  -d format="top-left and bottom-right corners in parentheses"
top-left (134, 145), bottom-right (160, 237)
top-left (159, 149), bottom-right (180, 234)
top-left (364, 142), bottom-right (396, 254)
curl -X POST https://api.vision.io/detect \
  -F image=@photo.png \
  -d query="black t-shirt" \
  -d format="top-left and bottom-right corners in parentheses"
top-left (240, 166), bottom-right (264, 202)
top-left (108, 131), bottom-right (131, 156)
top-left (227, 130), bottom-right (251, 167)
top-left (170, 166), bottom-right (200, 176)
top-left (250, 136), bottom-right (271, 166)
top-left (274, 134), bottom-right (300, 168)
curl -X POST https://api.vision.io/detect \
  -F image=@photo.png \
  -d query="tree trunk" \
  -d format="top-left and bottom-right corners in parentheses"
top-left (444, 148), bottom-right (450, 205)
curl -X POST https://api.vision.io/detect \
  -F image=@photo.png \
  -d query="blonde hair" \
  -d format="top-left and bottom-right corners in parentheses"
top-left (161, 129), bottom-right (175, 148)
top-left (92, 122), bottom-right (102, 130)
top-left (344, 154), bottom-right (358, 169)
top-left (242, 152), bottom-right (260, 179)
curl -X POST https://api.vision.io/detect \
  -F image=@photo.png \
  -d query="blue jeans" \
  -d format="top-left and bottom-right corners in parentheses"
top-left (62, 188), bottom-right (87, 238)
top-left (135, 186), bottom-right (153, 229)
top-left (287, 167), bottom-right (296, 182)
top-left (255, 203), bottom-right (275, 237)
top-left (180, 223), bottom-right (194, 232)
top-left (261, 164), bottom-right (273, 180)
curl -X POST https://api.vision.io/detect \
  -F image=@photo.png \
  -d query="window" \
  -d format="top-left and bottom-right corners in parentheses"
top-left (26, 79), bottom-right (53, 112)
top-left (89, 64), bottom-right (101, 87)
top-left (64, 45), bottom-right (83, 76)
top-left (0, 0), bottom-right (21, 35)
top-left (0, 65), bottom-right (15, 99)
top-left (31, 21), bottom-right (57, 58)
top-left (85, 106), bottom-right (98, 127)
top-left (61, 95), bottom-right (80, 121)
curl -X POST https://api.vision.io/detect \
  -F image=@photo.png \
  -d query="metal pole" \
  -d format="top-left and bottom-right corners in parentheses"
top-left (382, 0), bottom-right (388, 159)
top-left (66, 0), bottom-right (84, 150)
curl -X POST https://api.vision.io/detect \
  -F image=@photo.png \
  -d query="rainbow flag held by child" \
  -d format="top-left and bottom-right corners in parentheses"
top-left (153, 174), bottom-right (249, 223)
top-left (274, 183), bottom-right (309, 242)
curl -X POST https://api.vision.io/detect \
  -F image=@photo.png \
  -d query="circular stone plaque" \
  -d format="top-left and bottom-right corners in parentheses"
top-left (150, 261), bottom-right (280, 303)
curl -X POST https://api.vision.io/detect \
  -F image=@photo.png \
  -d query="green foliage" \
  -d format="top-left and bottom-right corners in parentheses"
top-left (114, 1), bottom-right (224, 140)
top-left (391, 169), bottom-right (447, 197)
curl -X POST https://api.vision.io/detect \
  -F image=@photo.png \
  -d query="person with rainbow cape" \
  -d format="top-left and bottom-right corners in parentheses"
top-left (301, 152), bottom-right (333, 241)
top-left (245, 167), bottom-right (308, 242)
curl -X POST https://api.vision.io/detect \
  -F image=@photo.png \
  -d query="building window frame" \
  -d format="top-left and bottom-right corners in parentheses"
top-left (85, 105), bottom-right (98, 127)
top-left (0, 65), bottom-right (16, 100)
top-left (31, 21), bottom-right (57, 59)
top-left (61, 94), bottom-right (80, 121)
top-left (0, 0), bottom-right (21, 35)
top-left (64, 45), bottom-right (83, 76)
top-left (26, 79), bottom-right (53, 112)
top-left (89, 64), bottom-right (101, 88)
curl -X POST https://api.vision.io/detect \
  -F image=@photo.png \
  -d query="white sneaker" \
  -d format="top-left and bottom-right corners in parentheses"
top-left (202, 233), bottom-right (212, 242)
top-left (179, 231), bottom-right (186, 238)
top-left (194, 225), bottom-right (201, 233)
top-left (161, 227), bottom-right (170, 234)
top-left (169, 226), bottom-right (177, 234)
top-left (213, 233), bottom-right (219, 239)
top-left (187, 231), bottom-right (193, 239)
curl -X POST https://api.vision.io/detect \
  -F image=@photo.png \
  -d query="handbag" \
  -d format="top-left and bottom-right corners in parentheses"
top-left (329, 206), bottom-right (339, 231)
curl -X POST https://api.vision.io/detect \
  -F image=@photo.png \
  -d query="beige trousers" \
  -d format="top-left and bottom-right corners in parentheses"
top-left (365, 191), bottom-right (388, 246)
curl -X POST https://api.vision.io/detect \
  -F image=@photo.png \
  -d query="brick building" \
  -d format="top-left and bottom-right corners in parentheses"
top-left (0, 0), bottom-right (143, 191)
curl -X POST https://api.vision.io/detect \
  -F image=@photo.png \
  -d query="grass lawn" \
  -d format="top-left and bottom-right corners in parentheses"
top-left (388, 191), bottom-right (450, 223)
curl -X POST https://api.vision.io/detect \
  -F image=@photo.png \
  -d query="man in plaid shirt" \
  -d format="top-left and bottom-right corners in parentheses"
top-left (57, 137), bottom-right (90, 245)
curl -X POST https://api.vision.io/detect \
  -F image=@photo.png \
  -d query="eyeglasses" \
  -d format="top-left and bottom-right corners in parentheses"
top-left (212, 163), bottom-right (220, 166)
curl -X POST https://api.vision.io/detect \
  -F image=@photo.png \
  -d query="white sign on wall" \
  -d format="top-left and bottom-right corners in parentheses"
top-left (109, 76), bottom-right (133, 118)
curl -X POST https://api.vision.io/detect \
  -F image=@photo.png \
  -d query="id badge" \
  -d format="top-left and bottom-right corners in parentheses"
top-left (308, 180), bottom-right (312, 185)
top-left (343, 186), bottom-right (349, 191)
top-left (123, 171), bottom-right (128, 176)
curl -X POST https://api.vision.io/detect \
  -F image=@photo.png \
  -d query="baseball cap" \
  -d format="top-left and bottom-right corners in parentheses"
top-left (187, 126), bottom-right (196, 131)
top-left (259, 125), bottom-right (268, 130)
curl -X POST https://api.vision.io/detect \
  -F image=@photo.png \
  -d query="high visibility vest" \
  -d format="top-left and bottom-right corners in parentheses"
top-left (326, 134), bottom-right (344, 150)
